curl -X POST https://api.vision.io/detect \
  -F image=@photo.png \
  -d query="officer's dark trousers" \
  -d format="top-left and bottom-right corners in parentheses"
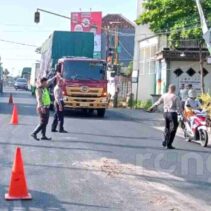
top-left (51, 101), bottom-right (64, 132)
top-left (163, 112), bottom-right (178, 147)
top-left (33, 108), bottom-right (50, 137)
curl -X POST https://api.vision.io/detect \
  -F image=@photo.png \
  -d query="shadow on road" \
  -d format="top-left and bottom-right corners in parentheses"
top-left (53, 138), bottom-right (211, 154)
top-left (0, 141), bottom-right (112, 154)
top-left (0, 102), bottom-right (37, 116)
top-left (21, 190), bottom-right (111, 211)
top-left (0, 184), bottom-right (111, 211)
top-left (69, 131), bottom-right (160, 141)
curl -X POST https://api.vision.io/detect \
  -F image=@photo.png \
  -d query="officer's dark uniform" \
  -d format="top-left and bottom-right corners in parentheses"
top-left (51, 101), bottom-right (65, 132)
top-left (152, 91), bottom-right (181, 149)
top-left (51, 84), bottom-right (67, 133)
top-left (31, 87), bottom-right (52, 141)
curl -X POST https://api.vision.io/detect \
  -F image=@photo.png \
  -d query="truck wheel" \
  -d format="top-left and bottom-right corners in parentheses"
top-left (97, 109), bottom-right (106, 118)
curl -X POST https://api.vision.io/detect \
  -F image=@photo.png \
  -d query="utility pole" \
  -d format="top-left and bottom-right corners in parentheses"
top-left (106, 26), bottom-right (110, 61)
top-left (135, 69), bottom-right (140, 109)
top-left (195, 0), bottom-right (209, 93)
top-left (195, 0), bottom-right (208, 34)
top-left (199, 42), bottom-right (205, 93)
top-left (114, 26), bottom-right (119, 65)
top-left (113, 25), bottom-right (120, 108)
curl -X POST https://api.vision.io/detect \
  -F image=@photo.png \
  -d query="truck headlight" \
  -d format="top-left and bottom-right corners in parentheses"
top-left (101, 98), bottom-right (107, 103)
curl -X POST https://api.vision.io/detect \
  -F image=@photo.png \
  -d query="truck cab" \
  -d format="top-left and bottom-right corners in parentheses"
top-left (57, 57), bottom-right (108, 117)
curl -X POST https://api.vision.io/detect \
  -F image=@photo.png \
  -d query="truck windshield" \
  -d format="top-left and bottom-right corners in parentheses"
top-left (63, 61), bottom-right (106, 80)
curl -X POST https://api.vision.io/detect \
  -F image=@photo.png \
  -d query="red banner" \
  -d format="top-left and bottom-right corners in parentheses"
top-left (71, 12), bottom-right (102, 58)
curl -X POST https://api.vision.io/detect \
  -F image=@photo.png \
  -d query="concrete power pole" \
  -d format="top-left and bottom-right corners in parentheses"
top-left (195, 0), bottom-right (209, 93)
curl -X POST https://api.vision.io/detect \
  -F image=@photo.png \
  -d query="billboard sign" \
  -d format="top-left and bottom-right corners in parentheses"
top-left (71, 12), bottom-right (102, 58)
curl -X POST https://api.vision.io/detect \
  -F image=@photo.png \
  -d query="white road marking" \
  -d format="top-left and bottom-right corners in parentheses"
top-left (13, 201), bottom-right (24, 211)
top-left (63, 136), bottom-right (79, 140)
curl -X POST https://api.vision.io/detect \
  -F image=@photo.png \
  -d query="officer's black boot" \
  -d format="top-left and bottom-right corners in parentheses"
top-left (41, 125), bottom-right (52, 140)
top-left (31, 124), bottom-right (42, 141)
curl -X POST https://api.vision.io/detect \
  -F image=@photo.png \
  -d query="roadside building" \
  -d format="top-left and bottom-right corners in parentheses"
top-left (101, 14), bottom-right (135, 100)
top-left (133, 0), bottom-right (211, 101)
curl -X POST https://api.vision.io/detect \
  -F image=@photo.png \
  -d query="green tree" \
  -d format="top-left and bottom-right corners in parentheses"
top-left (125, 61), bottom-right (133, 77)
top-left (3, 68), bottom-right (9, 77)
top-left (136, 0), bottom-right (211, 93)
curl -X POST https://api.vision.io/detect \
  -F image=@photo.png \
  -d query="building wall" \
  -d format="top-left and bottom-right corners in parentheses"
top-left (133, 0), bottom-right (159, 101)
top-left (169, 61), bottom-right (211, 94)
top-left (133, 0), bottom-right (211, 101)
top-left (133, 0), bottom-right (153, 75)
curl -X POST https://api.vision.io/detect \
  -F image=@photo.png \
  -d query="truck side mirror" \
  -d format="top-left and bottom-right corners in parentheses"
top-left (56, 63), bottom-right (62, 73)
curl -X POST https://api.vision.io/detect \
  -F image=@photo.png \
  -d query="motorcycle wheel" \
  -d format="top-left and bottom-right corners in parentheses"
top-left (199, 130), bottom-right (208, 147)
top-left (184, 130), bottom-right (191, 142)
top-left (180, 121), bottom-right (185, 129)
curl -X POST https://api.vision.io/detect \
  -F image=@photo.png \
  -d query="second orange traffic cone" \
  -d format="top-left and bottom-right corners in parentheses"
top-left (9, 93), bottom-right (14, 104)
top-left (5, 147), bottom-right (32, 200)
top-left (10, 104), bottom-right (19, 125)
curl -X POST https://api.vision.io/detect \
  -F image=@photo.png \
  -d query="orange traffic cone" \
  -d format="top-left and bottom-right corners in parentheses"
top-left (9, 93), bottom-right (14, 104)
top-left (10, 104), bottom-right (19, 125)
top-left (5, 147), bottom-right (32, 200)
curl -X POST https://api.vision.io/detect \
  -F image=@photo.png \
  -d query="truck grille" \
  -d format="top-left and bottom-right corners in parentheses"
top-left (66, 87), bottom-right (103, 97)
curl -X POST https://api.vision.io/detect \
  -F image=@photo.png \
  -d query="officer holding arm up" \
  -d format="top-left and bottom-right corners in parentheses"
top-left (51, 78), bottom-right (67, 133)
top-left (31, 73), bottom-right (60, 141)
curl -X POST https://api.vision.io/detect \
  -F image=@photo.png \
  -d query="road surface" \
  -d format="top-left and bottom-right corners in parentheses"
top-left (0, 87), bottom-right (211, 211)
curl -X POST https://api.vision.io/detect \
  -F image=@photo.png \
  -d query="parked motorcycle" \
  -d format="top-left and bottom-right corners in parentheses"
top-left (179, 109), bottom-right (209, 147)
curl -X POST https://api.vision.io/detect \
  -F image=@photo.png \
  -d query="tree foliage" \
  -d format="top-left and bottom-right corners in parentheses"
top-left (125, 61), bottom-right (133, 77)
top-left (136, 0), bottom-right (211, 45)
top-left (3, 68), bottom-right (9, 76)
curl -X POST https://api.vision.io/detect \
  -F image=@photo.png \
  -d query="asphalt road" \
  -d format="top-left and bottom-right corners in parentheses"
top-left (0, 87), bottom-right (211, 211)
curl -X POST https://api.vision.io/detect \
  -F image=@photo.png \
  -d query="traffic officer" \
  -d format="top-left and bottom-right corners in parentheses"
top-left (31, 74), bottom-right (59, 141)
top-left (149, 84), bottom-right (181, 149)
top-left (51, 78), bottom-right (67, 133)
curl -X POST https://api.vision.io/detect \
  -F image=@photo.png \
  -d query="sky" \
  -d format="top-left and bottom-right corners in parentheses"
top-left (0, 0), bottom-right (137, 76)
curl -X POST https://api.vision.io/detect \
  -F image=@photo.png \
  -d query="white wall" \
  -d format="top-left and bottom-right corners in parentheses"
top-left (169, 61), bottom-right (211, 94)
top-left (132, 0), bottom-right (155, 100)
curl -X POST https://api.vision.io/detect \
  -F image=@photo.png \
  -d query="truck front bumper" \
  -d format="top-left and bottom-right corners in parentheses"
top-left (63, 96), bottom-right (108, 109)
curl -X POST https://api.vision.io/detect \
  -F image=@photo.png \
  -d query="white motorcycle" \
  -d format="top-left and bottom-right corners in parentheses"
top-left (179, 110), bottom-right (209, 147)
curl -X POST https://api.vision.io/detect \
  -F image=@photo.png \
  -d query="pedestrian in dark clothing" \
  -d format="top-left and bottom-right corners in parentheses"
top-left (149, 84), bottom-right (181, 149)
top-left (51, 79), bottom-right (67, 133)
top-left (31, 74), bottom-right (58, 141)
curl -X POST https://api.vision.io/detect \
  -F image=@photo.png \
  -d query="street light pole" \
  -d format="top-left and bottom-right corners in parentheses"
top-left (135, 69), bottom-right (140, 109)
top-left (114, 26), bottom-right (119, 65)
top-left (36, 8), bottom-right (71, 20)
top-left (109, 22), bottom-right (120, 108)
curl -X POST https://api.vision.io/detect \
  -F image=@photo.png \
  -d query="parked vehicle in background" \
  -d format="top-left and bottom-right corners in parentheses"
top-left (30, 62), bottom-right (40, 95)
top-left (14, 78), bottom-right (28, 91)
top-left (57, 57), bottom-right (108, 117)
top-left (0, 64), bottom-right (3, 93)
